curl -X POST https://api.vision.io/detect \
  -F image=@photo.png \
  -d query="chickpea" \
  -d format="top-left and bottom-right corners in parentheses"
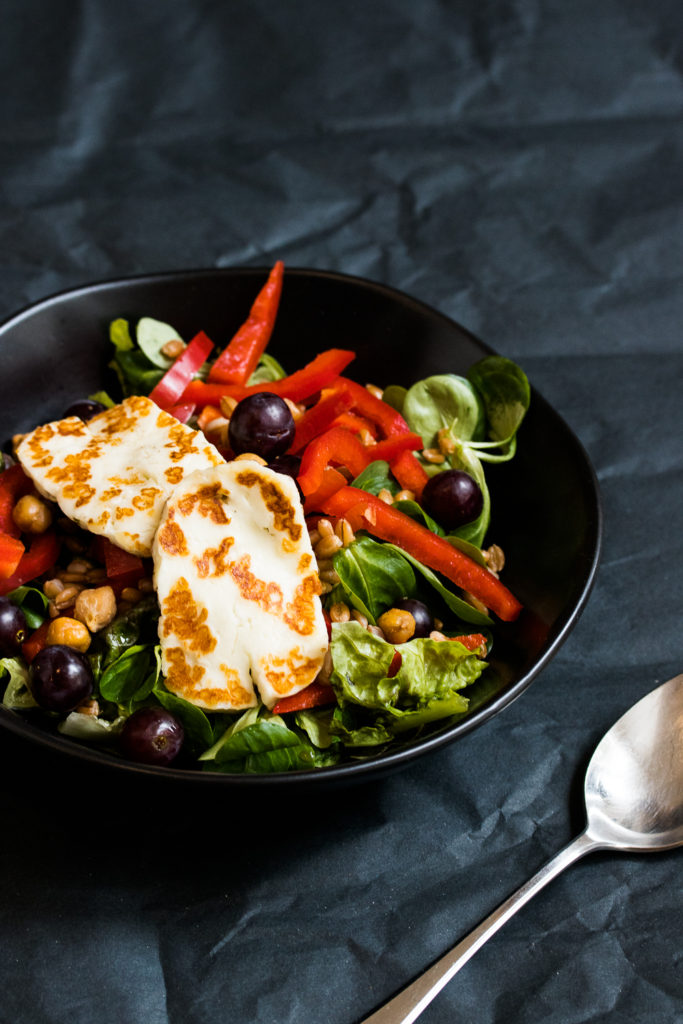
top-left (377, 608), bottom-right (416, 645)
top-left (46, 617), bottom-right (91, 653)
top-left (12, 494), bottom-right (53, 534)
top-left (74, 586), bottom-right (117, 632)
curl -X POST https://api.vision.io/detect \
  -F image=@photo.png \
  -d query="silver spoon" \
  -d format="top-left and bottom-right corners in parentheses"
top-left (361, 673), bottom-right (683, 1024)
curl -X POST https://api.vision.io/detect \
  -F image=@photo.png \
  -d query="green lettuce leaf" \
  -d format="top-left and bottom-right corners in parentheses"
top-left (1, 657), bottom-right (37, 709)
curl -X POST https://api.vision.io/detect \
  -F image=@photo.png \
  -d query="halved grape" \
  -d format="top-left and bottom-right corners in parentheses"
top-left (63, 399), bottom-right (106, 421)
top-left (421, 469), bottom-right (483, 531)
top-left (395, 598), bottom-right (434, 638)
top-left (0, 597), bottom-right (28, 657)
top-left (228, 393), bottom-right (295, 460)
top-left (30, 645), bottom-right (94, 712)
top-left (120, 707), bottom-right (184, 766)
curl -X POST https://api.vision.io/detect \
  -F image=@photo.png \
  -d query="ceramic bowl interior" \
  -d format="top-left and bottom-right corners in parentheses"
top-left (0, 268), bottom-right (602, 787)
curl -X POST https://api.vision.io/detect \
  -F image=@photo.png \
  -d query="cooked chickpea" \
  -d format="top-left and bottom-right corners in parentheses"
top-left (12, 494), bottom-right (53, 534)
top-left (73, 586), bottom-right (117, 632)
top-left (377, 608), bottom-right (416, 644)
top-left (46, 617), bottom-right (91, 653)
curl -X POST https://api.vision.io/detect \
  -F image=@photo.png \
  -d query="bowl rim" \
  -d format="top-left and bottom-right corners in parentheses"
top-left (0, 266), bottom-right (603, 786)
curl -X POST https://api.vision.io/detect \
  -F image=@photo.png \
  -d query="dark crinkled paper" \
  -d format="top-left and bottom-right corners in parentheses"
top-left (0, 1), bottom-right (681, 1022)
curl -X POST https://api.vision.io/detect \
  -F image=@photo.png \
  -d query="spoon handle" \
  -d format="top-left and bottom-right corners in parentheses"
top-left (360, 830), bottom-right (601, 1024)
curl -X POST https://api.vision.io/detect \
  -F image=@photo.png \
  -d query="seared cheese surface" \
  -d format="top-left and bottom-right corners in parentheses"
top-left (152, 462), bottom-right (328, 711)
top-left (16, 396), bottom-right (224, 556)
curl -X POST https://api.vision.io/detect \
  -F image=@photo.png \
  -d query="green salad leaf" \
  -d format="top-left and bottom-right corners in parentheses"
top-left (332, 534), bottom-right (416, 623)
top-left (1, 657), bottom-right (37, 709)
top-left (247, 353), bottom-right (287, 384)
top-left (153, 679), bottom-right (214, 751)
top-left (135, 317), bottom-right (182, 369)
top-left (402, 374), bottom-right (485, 449)
top-left (8, 585), bottom-right (50, 629)
top-left (351, 460), bottom-right (400, 497)
top-left (467, 356), bottom-right (530, 445)
top-left (383, 544), bottom-right (492, 625)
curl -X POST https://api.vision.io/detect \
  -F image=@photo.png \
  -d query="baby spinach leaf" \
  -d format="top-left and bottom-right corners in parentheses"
top-left (381, 384), bottom-right (407, 414)
top-left (111, 349), bottom-right (164, 397)
top-left (154, 682), bottom-right (214, 751)
top-left (352, 460), bottom-right (400, 497)
top-left (392, 499), bottom-right (445, 536)
top-left (8, 585), bottom-right (49, 629)
top-left (135, 316), bottom-right (182, 369)
top-left (333, 534), bottom-right (416, 622)
top-left (402, 374), bottom-right (485, 449)
top-left (467, 356), bottom-right (530, 444)
top-left (98, 645), bottom-right (154, 703)
top-left (383, 544), bottom-right (492, 625)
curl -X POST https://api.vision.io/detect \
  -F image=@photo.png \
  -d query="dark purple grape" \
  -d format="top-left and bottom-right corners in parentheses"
top-left (63, 399), bottom-right (106, 421)
top-left (0, 597), bottom-right (28, 657)
top-left (268, 453), bottom-right (304, 500)
top-left (395, 598), bottom-right (434, 639)
top-left (30, 645), bottom-right (94, 712)
top-left (421, 469), bottom-right (483, 531)
top-left (120, 707), bottom-right (184, 766)
top-left (228, 393), bottom-right (295, 460)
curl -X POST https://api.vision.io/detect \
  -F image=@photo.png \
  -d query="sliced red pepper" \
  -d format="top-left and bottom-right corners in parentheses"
top-left (97, 538), bottom-right (147, 594)
top-left (197, 404), bottom-right (223, 432)
top-left (271, 681), bottom-right (336, 715)
top-left (330, 377), bottom-right (411, 437)
top-left (0, 532), bottom-right (25, 579)
top-left (0, 531), bottom-right (60, 596)
top-left (0, 464), bottom-right (33, 538)
top-left (366, 432), bottom-right (423, 464)
top-left (149, 331), bottom-right (214, 409)
top-left (182, 348), bottom-right (355, 409)
top-left (303, 467), bottom-right (348, 514)
top-left (330, 411), bottom-right (378, 440)
top-left (22, 620), bottom-right (51, 664)
top-left (390, 449), bottom-right (429, 500)
top-left (208, 261), bottom-right (284, 384)
top-left (167, 402), bottom-right (196, 424)
top-left (450, 633), bottom-right (488, 653)
top-left (298, 428), bottom-right (368, 496)
top-left (291, 388), bottom-right (354, 453)
top-left (320, 487), bottom-right (522, 622)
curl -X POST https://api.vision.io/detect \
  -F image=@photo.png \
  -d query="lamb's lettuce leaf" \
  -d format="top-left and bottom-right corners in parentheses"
top-left (8, 585), bottom-right (50, 629)
top-left (332, 534), bottom-right (416, 623)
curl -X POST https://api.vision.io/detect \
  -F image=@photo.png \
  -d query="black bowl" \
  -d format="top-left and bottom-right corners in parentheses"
top-left (0, 267), bottom-right (602, 787)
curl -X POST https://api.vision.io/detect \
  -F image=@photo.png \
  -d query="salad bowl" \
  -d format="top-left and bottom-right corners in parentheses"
top-left (0, 267), bottom-right (602, 787)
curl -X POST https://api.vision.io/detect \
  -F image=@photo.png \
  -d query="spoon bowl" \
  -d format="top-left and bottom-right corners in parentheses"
top-left (585, 674), bottom-right (683, 851)
top-left (361, 674), bottom-right (683, 1024)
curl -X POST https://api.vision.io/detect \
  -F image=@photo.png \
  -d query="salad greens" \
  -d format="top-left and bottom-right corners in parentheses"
top-left (1, 280), bottom-right (530, 775)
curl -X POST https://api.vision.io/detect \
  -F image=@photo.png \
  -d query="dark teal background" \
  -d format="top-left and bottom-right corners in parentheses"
top-left (0, 1), bottom-right (681, 1021)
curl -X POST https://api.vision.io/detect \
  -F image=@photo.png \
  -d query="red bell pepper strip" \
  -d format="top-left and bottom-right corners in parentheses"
top-left (330, 377), bottom-right (411, 437)
top-left (182, 348), bottom-right (356, 409)
top-left (0, 531), bottom-right (60, 596)
top-left (298, 428), bottom-right (369, 496)
top-left (451, 633), bottom-right (488, 653)
top-left (319, 487), bottom-right (522, 622)
top-left (271, 681), bottom-right (336, 715)
top-left (22, 620), bottom-right (51, 664)
top-left (0, 464), bottom-right (33, 538)
top-left (208, 261), bottom-right (285, 384)
top-left (330, 411), bottom-right (378, 439)
top-left (390, 449), bottom-right (429, 500)
top-left (149, 331), bottom-right (214, 409)
top-left (97, 538), bottom-right (147, 594)
top-left (303, 467), bottom-right (348, 514)
top-left (291, 388), bottom-right (354, 453)
top-left (0, 532), bottom-right (25, 579)
top-left (366, 432), bottom-right (423, 464)
top-left (167, 402), bottom-right (196, 424)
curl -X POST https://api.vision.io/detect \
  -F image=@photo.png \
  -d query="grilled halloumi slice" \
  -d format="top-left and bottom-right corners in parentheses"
top-left (152, 461), bottom-right (328, 711)
top-left (16, 396), bottom-right (225, 556)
